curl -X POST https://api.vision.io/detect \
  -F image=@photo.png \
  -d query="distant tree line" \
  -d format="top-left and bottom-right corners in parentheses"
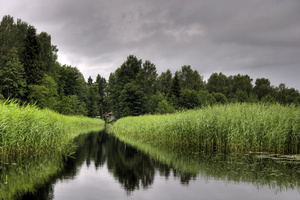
top-left (104, 55), bottom-right (300, 118)
top-left (1, 15), bottom-right (300, 118)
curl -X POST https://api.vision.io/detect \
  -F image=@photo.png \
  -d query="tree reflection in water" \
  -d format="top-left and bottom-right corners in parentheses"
top-left (19, 131), bottom-right (300, 199)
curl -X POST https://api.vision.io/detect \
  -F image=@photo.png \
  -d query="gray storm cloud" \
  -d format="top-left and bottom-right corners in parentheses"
top-left (1, 0), bottom-right (299, 89)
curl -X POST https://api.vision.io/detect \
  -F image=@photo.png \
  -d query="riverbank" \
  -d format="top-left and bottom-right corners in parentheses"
top-left (109, 103), bottom-right (300, 154)
top-left (0, 101), bottom-right (104, 157)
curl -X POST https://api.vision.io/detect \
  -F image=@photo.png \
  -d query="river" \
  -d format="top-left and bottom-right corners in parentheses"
top-left (8, 131), bottom-right (300, 199)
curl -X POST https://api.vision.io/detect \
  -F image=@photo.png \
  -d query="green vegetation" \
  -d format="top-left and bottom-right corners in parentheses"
top-left (0, 15), bottom-right (107, 117)
top-left (0, 101), bottom-right (104, 157)
top-left (0, 100), bottom-right (104, 199)
top-left (109, 103), bottom-right (300, 154)
top-left (1, 15), bottom-right (300, 119)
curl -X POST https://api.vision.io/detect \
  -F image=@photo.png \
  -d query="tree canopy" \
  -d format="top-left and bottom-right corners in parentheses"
top-left (1, 15), bottom-right (299, 118)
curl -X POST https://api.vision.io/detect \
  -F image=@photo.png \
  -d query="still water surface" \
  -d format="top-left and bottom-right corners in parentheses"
top-left (20, 131), bottom-right (300, 199)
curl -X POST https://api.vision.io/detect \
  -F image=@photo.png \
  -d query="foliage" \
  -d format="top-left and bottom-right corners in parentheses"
top-left (253, 78), bottom-right (272, 100)
top-left (0, 47), bottom-right (27, 99)
top-left (146, 92), bottom-right (166, 114)
top-left (28, 74), bottom-right (58, 109)
top-left (1, 15), bottom-right (300, 117)
top-left (198, 90), bottom-right (216, 107)
top-left (57, 95), bottom-right (88, 116)
top-left (109, 103), bottom-right (300, 154)
top-left (212, 92), bottom-right (227, 104)
top-left (155, 99), bottom-right (175, 114)
top-left (0, 16), bottom-right (91, 116)
top-left (179, 89), bottom-right (201, 109)
top-left (21, 25), bottom-right (43, 85)
top-left (228, 74), bottom-right (253, 96)
top-left (137, 60), bottom-right (158, 98)
top-left (207, 72), bottom-right (229, 95)
top-left (87, 82), bottom-right (100, 117)
top-left (157, 69), bottom-right (172, 96)
top-left (177, 65), bottom-right (204, 91)
top-left (119, 82), bottom-right (145, 117)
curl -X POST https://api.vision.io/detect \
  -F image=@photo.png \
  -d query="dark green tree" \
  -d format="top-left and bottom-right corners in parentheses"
top-left (168, 72), bottom-right (181, 107)
top-left (137, 60), bottom-right (158, 97)
top-left (95, 74), bottom-right (107, 116)
top-left (106, 55), bottom-right (143, 117)
top-left (57, 65), bottom-right (88, 101)
top-left (119, 82), bottom-right (145, 117)
top-left (116, 55), bottom-right (142, 88)
top-left (207, 72), bottom-right (229, 96)
top-left (87, 83), bottom-right (100, 117)
top-left (212, 92), bottom-right (227, 104)
top-left (228, 74), bottom-right (253, 99)
top-left (232, 89), bottom-right (249, 103)
top-left (105, 72), bottom-right (120, 114)
top-left (37, 32), bottom-right (58, 76)
top-left (261, 93), bottom-right (276, 104)
top-left (28, 74), bottom-right (58, 109)
top-left (0, 15), bottom-right (16, 56)
top-left (157, 69), bottom-right (172, 96)
top-left (169, 72), bottom-right (181, 98)
top-left (198, 90), bottom-right (216, 107)
top-left (55, 64), bottom-right (88, 114)
top-left (253, 78), bottom-right (273, 100)
top-left (156, 99), bottom-right (175, 114)
top-left (21, 25), bottom-right (43, 85)
top-left (87, 76), bottom-right (93, 86)
top-left (146, 92), bottom-right (166, 114)
top-left (284, 88), bottom-right (300, 105)
top-left (276, 84), bottom-right (300, 105)
top-left (178, 65), bottom-right (204, 91)
top-left (179, 89), bottom-right (201, 109)
top-left (15, 18), bottom-right (29, 56)
top-left (0, 16), bottom-right (28, 58)
top-left (0, 47), bottom-right (27, 99)
top-left (58, 95), bottom-right (88, 116)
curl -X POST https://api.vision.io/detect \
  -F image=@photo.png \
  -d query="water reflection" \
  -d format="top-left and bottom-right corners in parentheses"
top-left (16, 131), bottom-right (300, 199)
top-left (0, 152), bottom-right (65, 200)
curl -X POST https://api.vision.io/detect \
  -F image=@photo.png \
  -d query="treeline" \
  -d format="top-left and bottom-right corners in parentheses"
top-left (1, 15), bottom-right (300, 118)
top-left (104, 55), bottom-right (300, 118)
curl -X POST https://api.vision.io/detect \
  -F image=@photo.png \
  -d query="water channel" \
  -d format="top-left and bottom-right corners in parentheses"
top-left (2, 131), bottom-right (300, 199)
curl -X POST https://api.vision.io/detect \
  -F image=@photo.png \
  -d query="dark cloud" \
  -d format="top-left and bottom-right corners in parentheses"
top-left (1, 0), bottom-right (300, 89)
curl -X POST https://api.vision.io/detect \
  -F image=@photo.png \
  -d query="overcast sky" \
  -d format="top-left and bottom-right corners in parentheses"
top-left (1, 0), bottom-right (300, 90)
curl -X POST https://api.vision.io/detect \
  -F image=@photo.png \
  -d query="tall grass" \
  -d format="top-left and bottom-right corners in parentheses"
top-left (109, 103), bottom-right (300, 154)
top-left (0, 101), bottom-right (104, 157)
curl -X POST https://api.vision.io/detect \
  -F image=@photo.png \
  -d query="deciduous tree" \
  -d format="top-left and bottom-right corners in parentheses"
top-left (0, 47), bottom-right (27, 99)
top-left (119, 82), bottom-right (145, 117)
top-left (207, 72), bottom-right (229, 96)
top-left (178, 65), bottom-right (204, 91)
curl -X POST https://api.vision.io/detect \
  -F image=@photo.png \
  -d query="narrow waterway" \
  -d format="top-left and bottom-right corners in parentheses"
top-left (18, 131), bottom-right (300, 199)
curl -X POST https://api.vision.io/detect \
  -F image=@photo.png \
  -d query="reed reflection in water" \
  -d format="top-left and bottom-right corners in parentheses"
top-left (20, 131), bottom-right (300, 200)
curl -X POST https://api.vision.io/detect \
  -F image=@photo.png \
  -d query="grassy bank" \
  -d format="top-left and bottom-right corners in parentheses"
top-left (109, 103), bottom-right (300, 154)
top-left (0, 101), bottom-right (104, 157)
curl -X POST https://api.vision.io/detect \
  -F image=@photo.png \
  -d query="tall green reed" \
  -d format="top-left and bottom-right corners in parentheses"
top-left (0, 101), bottom-right (104, 157)
top-left (109, 103), bottom-right (300, 154)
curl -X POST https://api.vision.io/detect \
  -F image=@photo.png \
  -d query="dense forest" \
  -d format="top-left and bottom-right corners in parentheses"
top-left (1, 15), bottom-right (300, 118)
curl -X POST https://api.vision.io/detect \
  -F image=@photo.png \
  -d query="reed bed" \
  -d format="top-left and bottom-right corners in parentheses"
top-left (109, 103), bottom-right (300, 154)
top-left (0, 101), bottom-right (104, 157)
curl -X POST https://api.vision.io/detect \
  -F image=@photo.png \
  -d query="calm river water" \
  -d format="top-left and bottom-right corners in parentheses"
top-left (17, 131), bottom-right (300, 200)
